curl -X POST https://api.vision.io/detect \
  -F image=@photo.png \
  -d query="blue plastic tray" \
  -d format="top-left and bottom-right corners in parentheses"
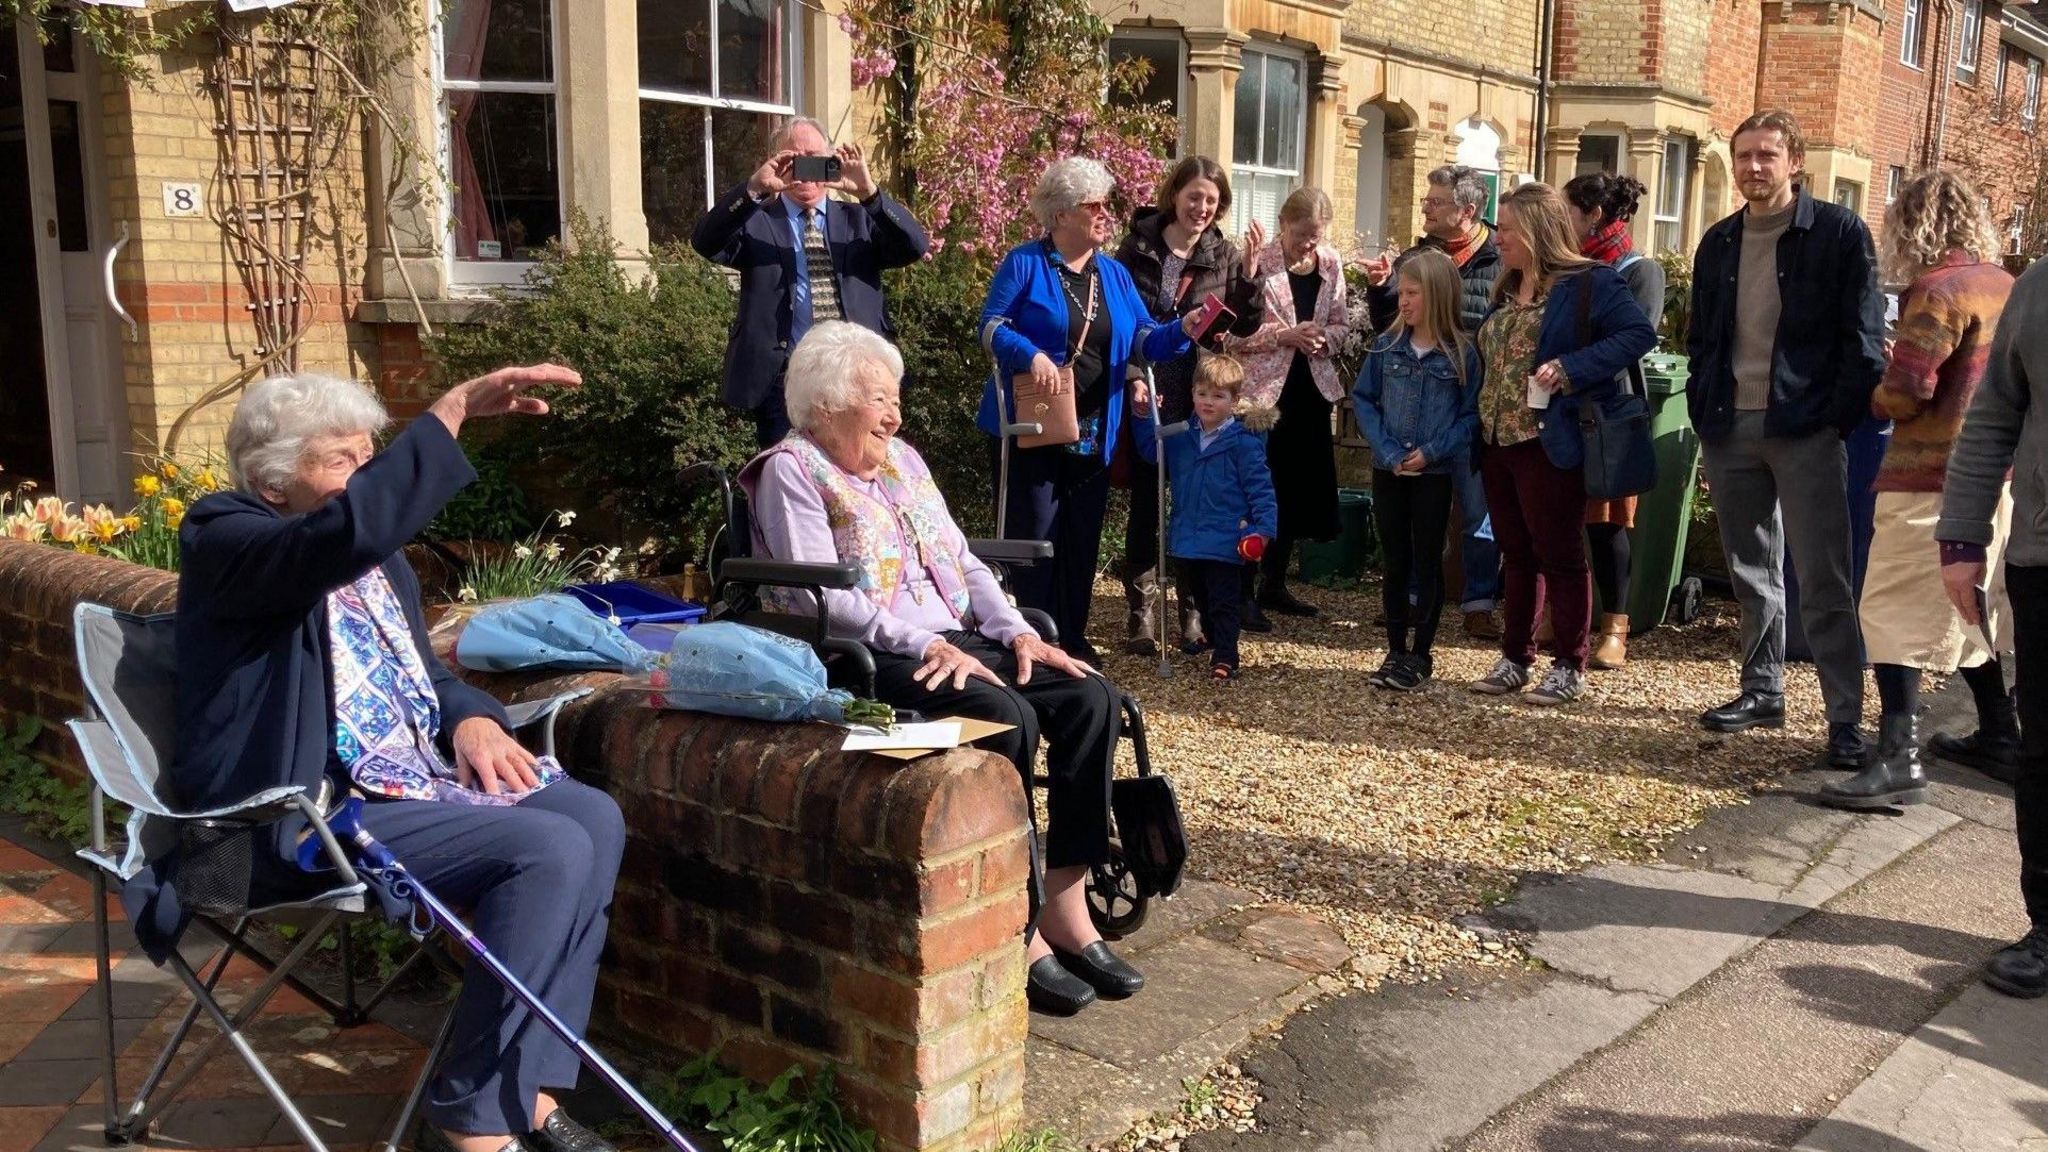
top-left (564, 581), bottom-right (708, 627)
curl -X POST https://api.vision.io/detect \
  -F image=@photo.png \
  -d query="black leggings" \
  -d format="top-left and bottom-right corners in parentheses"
top-left (1374, 470), bottom-right (1454, 656)
top-left (1588, 521), bottom-right (1632, 614)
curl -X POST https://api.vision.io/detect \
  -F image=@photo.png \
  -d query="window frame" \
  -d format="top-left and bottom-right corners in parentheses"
top-left (1956, 0), bottom-right (1983, 79)
top-left (1886, 165), bottom-right (1904, 204)
top-left (1230, 43), bottom-right (1308, 235)
top-left (1573, 132), bottom-right (1621, 177)
top-left (636, 0), bottom-right (805, 217)
top-left (434, 0), bottom-right (567, 289)
top-left (1901, 0), bottom-right (1924, 68)
top-left (1834, 178), bottom-right (1863, 217)
top-left (1651, 135), bottom-right (1692, 255)
top-left (1106, 27), bottom-right (1187, 151)
top-left (2028, 53), bottom-right (2044, 131)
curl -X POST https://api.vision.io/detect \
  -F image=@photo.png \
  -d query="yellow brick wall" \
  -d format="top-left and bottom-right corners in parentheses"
top-left (1344, 0), bottom-right (1538, 77)
top-left (108, 17), bottom-right (371, 462)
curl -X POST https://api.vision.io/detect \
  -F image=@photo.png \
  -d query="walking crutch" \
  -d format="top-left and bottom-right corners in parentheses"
top-left (1153, 410), bottom-right (1189, 679)
top-left (981, 317), bottom-right (1043, 539)
top-left (301, 797), bottom-right (708, 1152)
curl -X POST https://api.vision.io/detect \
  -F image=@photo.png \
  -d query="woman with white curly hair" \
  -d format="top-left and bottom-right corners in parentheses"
top-left (1820, 170), bottom-right (2016, 810)
top-left (743, 320), bottom-right (1145, 1017)
top-left (165, 363), bottom-right (632, 1152)
top-left (978, 156), bottom-right (1201, 662)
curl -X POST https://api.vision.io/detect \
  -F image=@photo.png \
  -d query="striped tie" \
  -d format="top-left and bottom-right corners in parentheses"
top-left (804, 209), bottom-right (841, 322)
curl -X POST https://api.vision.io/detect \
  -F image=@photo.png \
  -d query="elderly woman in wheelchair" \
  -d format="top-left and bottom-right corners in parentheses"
top-left (167, 365), bottom-right (625, 1152)
top-left (736, 320), bottom-right (1143, 1016)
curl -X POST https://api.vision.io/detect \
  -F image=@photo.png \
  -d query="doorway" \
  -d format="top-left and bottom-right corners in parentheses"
top-left (0, 17), bottom-right (126, 508)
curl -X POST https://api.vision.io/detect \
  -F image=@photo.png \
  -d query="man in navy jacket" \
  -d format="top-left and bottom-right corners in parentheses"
top-left (691, 117), bottom-right (931, 447)
top-left (1686, 110), bottom-right (1886, 766)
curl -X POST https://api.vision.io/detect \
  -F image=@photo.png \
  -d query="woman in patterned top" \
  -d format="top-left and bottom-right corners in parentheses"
top-left (174, 366), bottom-right (627, 1152)
top-left (1821, 171), bottom-right (2016, 810)
top-left (1466, 182), bottom-right (1656, 707)
top-left (745, 321), bottom-right (1144, 1019)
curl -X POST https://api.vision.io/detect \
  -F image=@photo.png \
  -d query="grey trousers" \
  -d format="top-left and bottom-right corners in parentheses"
top-left (1700, 410), bottom-right (1866, 723)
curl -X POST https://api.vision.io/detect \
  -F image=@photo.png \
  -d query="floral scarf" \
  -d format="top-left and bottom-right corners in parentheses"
top-left (1582, 217), bottom-right (1633, 267)
top-left (328, 567), bottom-right (561, 806)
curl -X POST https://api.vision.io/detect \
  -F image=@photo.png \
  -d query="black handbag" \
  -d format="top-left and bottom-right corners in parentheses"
top-left (1571, 272), bottom-right (1658, 500)
top-left (1110, 773), bottom-right (1187, 898)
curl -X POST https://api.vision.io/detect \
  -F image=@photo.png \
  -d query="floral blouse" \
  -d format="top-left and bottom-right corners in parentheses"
top-left (1477, 297), bottom-right (1547, 448)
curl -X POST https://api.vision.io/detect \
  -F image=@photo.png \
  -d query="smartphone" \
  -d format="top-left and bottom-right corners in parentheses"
top-left (791, 154), bottom-right (842, 183)
top-left (1187, 291), bottom-right (1235, 342)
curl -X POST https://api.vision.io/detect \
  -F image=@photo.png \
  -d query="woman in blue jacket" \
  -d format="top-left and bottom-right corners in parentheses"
top-left (1466, 182), bottom-right (1656, 707)
top-left (980, 157), bottom-right (1197, 662)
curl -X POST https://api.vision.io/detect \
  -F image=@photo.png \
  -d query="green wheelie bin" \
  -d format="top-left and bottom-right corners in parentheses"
top-left (1602, 352), bottom-right (1705, 632)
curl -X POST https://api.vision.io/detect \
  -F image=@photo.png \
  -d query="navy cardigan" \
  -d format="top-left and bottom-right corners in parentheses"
top-left (1487, 264), bottom-right (1658, 470)
top-left (130, 415), bottom-right (506, 959)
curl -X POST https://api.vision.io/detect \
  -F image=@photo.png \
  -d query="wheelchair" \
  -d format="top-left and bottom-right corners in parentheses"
top-left (679, 462), bottom-right (1177, 937)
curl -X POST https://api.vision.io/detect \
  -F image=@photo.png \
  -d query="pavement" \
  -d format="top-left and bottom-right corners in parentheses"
top-left (1187, 678), bottom-right (2045, 1152)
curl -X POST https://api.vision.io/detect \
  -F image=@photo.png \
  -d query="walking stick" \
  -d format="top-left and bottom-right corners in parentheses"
top-left (1154, 416), bottom-right (1189, 678)
top-left (981, 318), bottom-right (1042, 539)
top-left (301, 798), bottom-right (706, 1152)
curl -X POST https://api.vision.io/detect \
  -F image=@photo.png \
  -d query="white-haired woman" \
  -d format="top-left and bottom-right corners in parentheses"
top-left (1821, 171), bottom-right (2016, 810)
top-left (164, 364), bottom-right (630, 1152)
top-left (978, 157), bottom-right (1201, 662)
top-left (742, 320), bottom-right (1145, 1017)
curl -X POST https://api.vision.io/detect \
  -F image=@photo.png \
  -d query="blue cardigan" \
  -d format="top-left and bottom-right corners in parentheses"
top-left (131, 416), bottom-right (507, 959)
top-left (1492, 264), bottom-right (1658, 470)
top-left (978, 240), bottom-right (1193, 464)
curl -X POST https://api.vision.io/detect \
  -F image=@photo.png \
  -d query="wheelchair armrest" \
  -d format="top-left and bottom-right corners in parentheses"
top-left (967, 538), bottom-right (1053, 566)
top-left (719, 558), bottom-right (861, 592)
top-left (818, 637), bottom-right (877, 699)
top-left (1021, 608), bottom-right (1058, 645)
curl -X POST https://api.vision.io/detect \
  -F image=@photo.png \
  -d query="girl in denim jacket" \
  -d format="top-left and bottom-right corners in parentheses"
top-left (1351, 249), bottom-right (1482, 690)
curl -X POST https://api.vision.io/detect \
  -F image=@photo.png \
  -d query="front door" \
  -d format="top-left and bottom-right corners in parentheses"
top-left (0, 17), bottom-right (126, 509)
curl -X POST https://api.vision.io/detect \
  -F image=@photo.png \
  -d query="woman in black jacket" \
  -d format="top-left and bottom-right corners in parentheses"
top-left (1114, 155), bottom-right (1267, 654)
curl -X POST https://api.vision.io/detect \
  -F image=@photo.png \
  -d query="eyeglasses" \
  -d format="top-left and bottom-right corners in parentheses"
top-left (1421, 197), bottom-right (1456, 210)
top-left (1073, 200), bottom-right (1113, 218)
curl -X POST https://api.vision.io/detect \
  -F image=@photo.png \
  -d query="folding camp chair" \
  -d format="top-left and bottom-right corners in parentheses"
top-left (66, 600), bottom-right (587, 1151)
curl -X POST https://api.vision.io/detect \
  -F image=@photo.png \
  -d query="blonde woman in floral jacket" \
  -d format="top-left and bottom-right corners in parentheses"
top-left (1228, 187), bottom-right (1351, 622)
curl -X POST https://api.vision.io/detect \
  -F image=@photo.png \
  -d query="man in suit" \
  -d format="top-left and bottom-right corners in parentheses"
top-left (692, 117), bottom-right (932, 447)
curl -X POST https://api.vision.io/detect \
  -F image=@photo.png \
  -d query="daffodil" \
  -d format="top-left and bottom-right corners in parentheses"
top-left (133, 474), bottom-right (160, 498)
top-left (556, 510), bottom-right (577, 527)
top-left (543, 542), bottom-right (564, 562)
top-left (158, 461), bottom-right (179, 481)
top-left (513, 543), bottom-right (534, 559)
top-left (196, 467), bottom-right (222, 492)
top-left (458, 586), bottom-right (479, 603)
top-left (121, 516), bottom-right (142, 533)
top-left (165, 509), bottom-right (184, 530)
top-left (160, 498), bottom-right (185, 520)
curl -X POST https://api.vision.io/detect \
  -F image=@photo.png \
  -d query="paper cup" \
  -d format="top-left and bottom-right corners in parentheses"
top-left (1526, 375), bottom-right (1552, 410)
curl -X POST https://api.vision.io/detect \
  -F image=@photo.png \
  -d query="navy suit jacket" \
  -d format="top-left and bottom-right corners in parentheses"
top-left (691, 184), bottom-right (931, 411)
top-left (133, 416), bottom-right (507, 959)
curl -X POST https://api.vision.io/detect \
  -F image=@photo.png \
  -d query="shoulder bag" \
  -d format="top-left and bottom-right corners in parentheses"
top-left (1572, 271), bottom-right (1658, 499)
top-left (1012, 261), bottom-right (1096, 449)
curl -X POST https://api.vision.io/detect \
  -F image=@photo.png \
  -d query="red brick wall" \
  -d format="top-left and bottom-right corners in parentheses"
top-left (374, 323), bottom-right (436, 419)
top-left (1756, 3), bottom-right (1885, 153)
top-left (1707, 0), bottom-right (1763, 141)
top-left (1939, 7), bottom-right (2040, 248)
top-left (1875, 0), bottom-right (1941, 238)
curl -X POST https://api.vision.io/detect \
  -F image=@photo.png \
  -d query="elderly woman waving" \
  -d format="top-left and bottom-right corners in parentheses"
top-left (743, 321), bottom-right (1144, 1018)
top-left (170, 365), bottom-right (627, 1152)
top-left (979, 157), bottom-right (1199, 663)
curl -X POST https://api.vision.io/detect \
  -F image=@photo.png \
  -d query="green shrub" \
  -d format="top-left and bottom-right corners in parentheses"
top-left (426, 213), bottom-right (757, 559)
top-left (1655, 250), bottom-right (1692, 354)
top-left (891, 254), bottom-right (999, 536)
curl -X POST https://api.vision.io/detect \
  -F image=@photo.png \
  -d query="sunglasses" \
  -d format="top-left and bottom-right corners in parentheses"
top-left (1072, 200), bottom-right (1114, 218)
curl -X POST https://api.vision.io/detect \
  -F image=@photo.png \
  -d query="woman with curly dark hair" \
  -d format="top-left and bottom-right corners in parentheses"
top-left (1558, 171), bottom-right (1666, 670)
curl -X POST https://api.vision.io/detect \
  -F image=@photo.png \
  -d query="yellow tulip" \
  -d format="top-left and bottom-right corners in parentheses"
top-left (134, 475), bottom-right (160, 498)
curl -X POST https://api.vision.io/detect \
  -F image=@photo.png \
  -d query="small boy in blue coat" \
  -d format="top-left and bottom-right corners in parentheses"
top-left (1146, 353), bottom-right (1279, 681)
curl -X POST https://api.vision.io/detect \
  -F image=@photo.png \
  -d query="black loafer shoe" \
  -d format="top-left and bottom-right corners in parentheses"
top-left (1985, 928), bottom-right (2048, 999)
top-left (1054, 941), bottom-right (1145, 998)
top-left (1699, 691), bottom-right (1787, 733)
top-left (529, 1111), bottom-right (616, 1152)
top-left (1929, 730), bottom-right (2021, 784)
top-left (1027, 954), bottom-right (1097, 1015)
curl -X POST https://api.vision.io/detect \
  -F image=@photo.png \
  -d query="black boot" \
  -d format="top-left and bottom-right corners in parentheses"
top-left (1240, 564), bottom-right (1273, 633)
top-left (1819, 713), bottom-right (1927, 809)
top-left (1984, 927), bottom-right (2048, 999)
top-left (1928, 729), bottom-right (2022, 784)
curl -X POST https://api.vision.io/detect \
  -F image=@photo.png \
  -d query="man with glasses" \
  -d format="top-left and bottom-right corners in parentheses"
top-left (1362, 164), bottom-right (1505, 639)
top-left (693, 117), bottom-right (932, 448)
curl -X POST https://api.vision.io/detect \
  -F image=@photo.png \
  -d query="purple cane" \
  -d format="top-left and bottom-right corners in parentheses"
top-left (301, 797), bottom-right (703, 1152)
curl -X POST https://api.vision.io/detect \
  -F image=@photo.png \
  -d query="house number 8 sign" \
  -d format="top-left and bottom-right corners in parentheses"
top-left (162, 183), bottom-right (203, 218)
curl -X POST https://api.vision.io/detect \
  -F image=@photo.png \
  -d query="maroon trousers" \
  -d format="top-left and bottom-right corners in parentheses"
top-left (1480, 439), bottom-right (1593, 670)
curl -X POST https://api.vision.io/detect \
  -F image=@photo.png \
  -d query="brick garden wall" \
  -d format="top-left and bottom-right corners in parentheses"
top-left (0, 539), bottom-right (1036, 1152)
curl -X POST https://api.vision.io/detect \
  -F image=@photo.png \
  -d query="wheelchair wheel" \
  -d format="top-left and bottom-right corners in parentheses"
top-left (1087, 839), bottom-right (1149, 938)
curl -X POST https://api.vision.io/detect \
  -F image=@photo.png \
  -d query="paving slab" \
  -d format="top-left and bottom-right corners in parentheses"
top-left (1186, 965), bottom-right (1658, 1152)
top-left (1118, 880), bottom-right (1260, 956)
top-left (1796, 983), bottom-right (2048, 1152)
top-left (1030, 936), bottom-right (1308, 1069)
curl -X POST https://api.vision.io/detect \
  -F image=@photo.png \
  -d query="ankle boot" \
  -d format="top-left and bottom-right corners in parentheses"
top-left (1590, 614), bottom-right (1629, 670)
top-left (1122, 565), bottom-right (1162, 656)
top-left (1820, 713), bottom-right (1928, 810)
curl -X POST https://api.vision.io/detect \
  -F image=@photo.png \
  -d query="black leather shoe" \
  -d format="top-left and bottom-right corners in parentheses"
top-left (1259, 586), bottom-right (1320, 617)
top-left (1985, 928), bottom-right (2048, 998)
top-left (1027, 954), bottom-right (1097, 1015)
top-left (1241, 601), bottom-right (1274, 633)
top-left (1928, 729), bottom-right (2021, 785)
top-left (1054, 941), bottom-right (1145, 998)
top-left (529, 1111), bottom-right (616, 1152)
top-left (1699, 691), bottom-right (1786, 733)
top-left (1826, 721), bottom-right (1870, 770)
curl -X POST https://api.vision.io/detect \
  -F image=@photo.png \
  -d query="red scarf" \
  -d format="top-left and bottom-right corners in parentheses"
top-left (1441, 223), bottom-right (1489, 268)
top-left (1582, 218), bottom-right (1633, 266)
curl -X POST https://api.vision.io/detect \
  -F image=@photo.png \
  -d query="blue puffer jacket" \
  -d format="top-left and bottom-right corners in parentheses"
top-left (1141, 418), bottom-right (1279, 563)
top-left (1351, 332), bottom-right (1483, 475)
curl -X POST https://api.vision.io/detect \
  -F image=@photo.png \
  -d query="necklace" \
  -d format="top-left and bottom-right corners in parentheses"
top-left (1058, 259), bottom-right (1100, 324)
